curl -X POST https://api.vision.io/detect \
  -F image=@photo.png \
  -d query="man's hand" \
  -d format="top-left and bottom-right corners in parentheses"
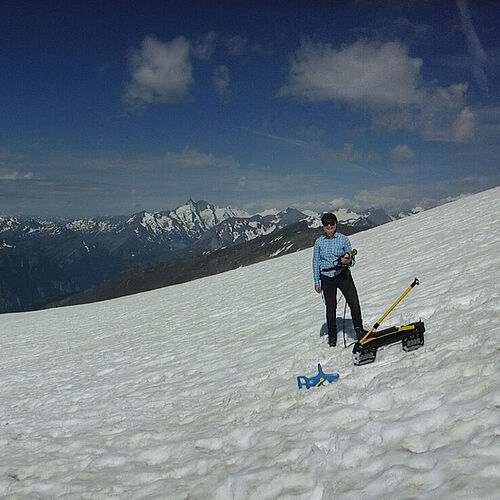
top-left (314, 284), bottom-right (321, 293)
top-left (340, 254), bottom-right (352, 265)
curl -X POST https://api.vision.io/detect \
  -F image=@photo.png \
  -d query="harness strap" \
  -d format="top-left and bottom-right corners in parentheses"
top-left (321, 263), bottom-right (349, 273)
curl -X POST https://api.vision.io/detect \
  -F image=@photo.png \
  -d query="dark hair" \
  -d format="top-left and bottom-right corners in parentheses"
top-left (321, 212), bottom-right (337, 225)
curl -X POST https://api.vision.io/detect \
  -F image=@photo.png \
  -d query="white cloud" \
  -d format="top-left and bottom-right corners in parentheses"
top-left (164, 146), bottom-right (238, 169)
top-left (279, 40), bottom-right (422, 110)
top-left (451, 106), bottom-right (476, 142)
top-left (327, 196), bottom-right (353, 209)
top-left (390, 144), bottom-right (415, 162)
top-left (321, 187), bottom-right (435, 213)
top-left (301, 189), bottom-right (414, 213)
top-left (338, 178), bottom-right (496, 213)
top-left (192, 31), bottom-right (217, 60)
top-left (213, 65), bottom-right (230, 97)
top-left (352, 187), bottom-right (411, 211)
top-left (280, 39), bottom-right (475, 143)
top-left (0, 169), bottom-right (33, 180)
top-left (419, 86), bottom-right (475, 142)
top-left (123, 36), bottom-right (193, 107)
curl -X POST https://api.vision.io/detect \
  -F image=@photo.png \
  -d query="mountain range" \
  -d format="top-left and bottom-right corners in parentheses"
top-left (0, 200), bottom-right (409, 313)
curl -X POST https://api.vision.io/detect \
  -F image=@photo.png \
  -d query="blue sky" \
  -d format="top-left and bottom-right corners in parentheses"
top-left (1, 0), bottom-right (499, 217)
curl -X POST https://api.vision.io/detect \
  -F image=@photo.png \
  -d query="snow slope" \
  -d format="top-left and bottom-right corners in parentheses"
top-left (1, 187), bottom-right (499, 499)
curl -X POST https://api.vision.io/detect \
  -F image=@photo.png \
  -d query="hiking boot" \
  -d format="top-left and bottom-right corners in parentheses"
top-left (354, 326), bottom-right (368, 341)
top-left (328, 332), bottom-right (337, 347)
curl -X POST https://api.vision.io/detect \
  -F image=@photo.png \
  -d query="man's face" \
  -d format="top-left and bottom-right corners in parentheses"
top-left (322, 220), bottom-right (336, 236)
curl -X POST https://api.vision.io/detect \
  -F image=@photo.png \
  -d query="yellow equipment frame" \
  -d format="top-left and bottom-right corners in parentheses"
top-left (359, 278), bottom-right (419, 344)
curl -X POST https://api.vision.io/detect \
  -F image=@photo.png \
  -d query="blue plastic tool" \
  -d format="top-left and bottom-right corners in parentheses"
top-left (297, 363), bottom-right (339, 389)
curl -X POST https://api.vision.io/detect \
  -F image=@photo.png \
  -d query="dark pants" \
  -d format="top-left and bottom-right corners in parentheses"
top-left (321, 270), bottom-right (363, 340)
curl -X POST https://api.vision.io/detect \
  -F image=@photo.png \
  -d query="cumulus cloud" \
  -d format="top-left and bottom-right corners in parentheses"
top-left (305, 188), bottom-right (413, 213)
top-left (279, 40), bottom-right (422, 110)
top-left (213, 65), bottom-right (230, 97)
top-left (324, 187), bottom-right (438, 213)
top-left (390, 144), bottom-right (415, 162)
top-left (164, 146), bottom-right (238, 168)
top-left (419, 86), bottom-right (475, 142)
top-left (192, 31), bottom-right (217, 60)
top-left (351, 187), bottom-right (411, 211)
top-left (123, 35), bottom-right (193, 107)
top-left (279, 39), bottom-right (475, 142)
top-left (345, 178), bottom-right (497, 213)
top-left (122, 32), bottom-right (270, 107)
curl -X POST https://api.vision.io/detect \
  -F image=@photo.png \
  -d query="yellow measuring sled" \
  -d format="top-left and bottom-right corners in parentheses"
top-left (352, 278), bottom-right (425, 366)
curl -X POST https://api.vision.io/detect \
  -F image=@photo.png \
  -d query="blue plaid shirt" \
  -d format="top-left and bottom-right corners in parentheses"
top-left (312, 232), bottom-right (354, 285)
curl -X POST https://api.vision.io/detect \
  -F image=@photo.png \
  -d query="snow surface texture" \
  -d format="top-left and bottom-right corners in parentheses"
top-left (1, 187), bottom-right (499, 499)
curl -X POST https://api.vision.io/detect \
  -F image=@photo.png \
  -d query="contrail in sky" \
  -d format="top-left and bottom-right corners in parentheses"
top-left (239, 126), bottom-right (381, 176)
top-left (456, 0), bottom-right (489, 93)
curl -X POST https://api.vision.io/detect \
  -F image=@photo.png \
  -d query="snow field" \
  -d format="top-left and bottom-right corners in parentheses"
top-left (1, 186), bottom-right (499, 499)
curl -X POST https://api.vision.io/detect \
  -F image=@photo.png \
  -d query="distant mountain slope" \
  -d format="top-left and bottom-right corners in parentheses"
top-left (49, 221), bottom-right (369, 308)
top-left (0, 200), bottom-right (251, 312)
top-left (0, 199), bottom-right (409, 313)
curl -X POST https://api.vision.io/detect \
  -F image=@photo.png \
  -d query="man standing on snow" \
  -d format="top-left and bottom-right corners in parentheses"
top-left (312, 213), bottom-right (365, 347)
